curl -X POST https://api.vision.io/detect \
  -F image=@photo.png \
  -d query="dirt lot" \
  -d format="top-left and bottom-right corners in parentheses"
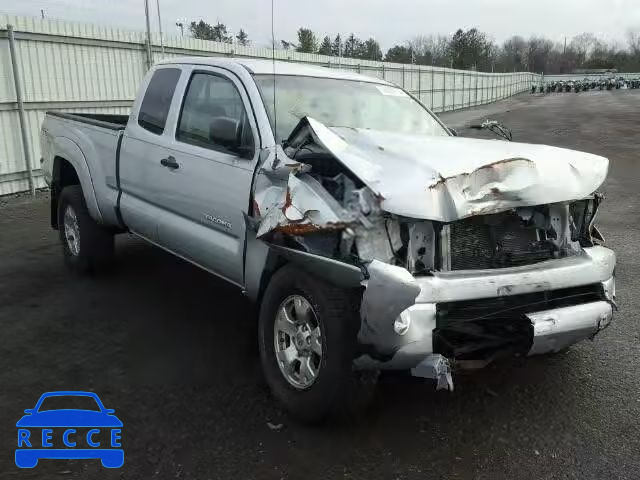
top-left (1, 90), bottom-right (639, 479)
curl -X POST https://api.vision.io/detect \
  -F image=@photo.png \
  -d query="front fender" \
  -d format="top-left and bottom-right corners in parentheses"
top-left (243, 228), bottom-right (363, 303)
top-left (52, 136), bottom-right (103, 223)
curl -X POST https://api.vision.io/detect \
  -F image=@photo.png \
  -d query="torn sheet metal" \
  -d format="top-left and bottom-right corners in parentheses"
top-left (356, 263), bottom-right (445, 374)
top-left (302, 117), bottom-right (609, 222)
top-left (358, 260), bottom-right (421, 357)
top-left (411, 354), bottom-right (454, 391)
top-left (254, 172), bottom-right (355, 238)
top-left (252, 145), bottom-right (384, 241)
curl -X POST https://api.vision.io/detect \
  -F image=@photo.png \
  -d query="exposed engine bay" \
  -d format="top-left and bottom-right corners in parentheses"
top-left (247, 116), bottom-right (614, 389)
top-left (252, 117), bottom-right (605, 274)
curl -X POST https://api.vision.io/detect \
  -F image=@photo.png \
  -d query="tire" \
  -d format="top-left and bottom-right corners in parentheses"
top-left (57, 185), bottom-right (114, 273)
top-left (258, 264), bottom-right (378, 423)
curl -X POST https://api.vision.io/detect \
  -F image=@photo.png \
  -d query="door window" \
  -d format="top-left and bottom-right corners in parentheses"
top-left (177, 73), bottom-right (254, 156)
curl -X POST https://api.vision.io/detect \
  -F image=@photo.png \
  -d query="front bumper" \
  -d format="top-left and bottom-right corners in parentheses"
top-left (527, 301), bottom-right (612, 355)
top-left (356, 246), bottom-right (616, 370)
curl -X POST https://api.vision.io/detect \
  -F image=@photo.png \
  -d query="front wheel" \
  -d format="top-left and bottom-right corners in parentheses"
top-left (57, 185), bottom-right (114, 274)
top-left (258, 265), bottom-right (377, 423)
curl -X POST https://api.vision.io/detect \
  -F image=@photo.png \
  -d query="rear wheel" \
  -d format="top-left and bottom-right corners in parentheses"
top-left (57, 185), bottom-right (114, 273)
top-left (258, 264), bottom-right (377, 423)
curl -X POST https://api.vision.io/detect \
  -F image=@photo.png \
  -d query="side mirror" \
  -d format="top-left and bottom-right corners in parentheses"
top-left (24, 409), bottom-right (34, 414)
top-left (209, 117), bottom-right (241, 150)
top-left (448, 127), bottom-right (459, 137)
top-left (105, 409), bottom-right (115, 414)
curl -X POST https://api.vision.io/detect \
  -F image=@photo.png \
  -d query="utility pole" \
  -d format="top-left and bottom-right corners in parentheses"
top-left (143, 0), bottom-right (153, 69)
top-left (156, 0), bottom-right (165, 55)
top-left (7, 25), bottom-right (35, 196)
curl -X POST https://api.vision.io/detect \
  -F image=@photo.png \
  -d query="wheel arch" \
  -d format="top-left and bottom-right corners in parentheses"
top-left (244, 233), bottom-right (287, 304)
top-left (49, 138), bottom-right (102, 229)
top-left (244, 232), bottom-right (364, 306)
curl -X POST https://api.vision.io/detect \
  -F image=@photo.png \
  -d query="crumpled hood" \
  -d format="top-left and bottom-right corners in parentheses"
top-left (305, 117), bottom-right (609, 222)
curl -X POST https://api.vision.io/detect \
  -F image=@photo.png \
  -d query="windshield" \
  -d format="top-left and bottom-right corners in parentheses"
top-left (254, 74), bottom-right (449, 142)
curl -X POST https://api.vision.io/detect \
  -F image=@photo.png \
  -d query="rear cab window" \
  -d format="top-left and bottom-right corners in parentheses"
top-left (138, 68), bottom-right (181, 134)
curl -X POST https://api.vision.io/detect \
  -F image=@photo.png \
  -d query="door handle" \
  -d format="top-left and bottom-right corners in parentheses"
top-left (160, 156), bottom-right (179, 170)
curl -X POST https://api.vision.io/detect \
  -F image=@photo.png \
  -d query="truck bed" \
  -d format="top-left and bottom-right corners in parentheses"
top-left (42, 110), bottom-right (129, 229)
top-left (47, 111), bottom-right (129, 130)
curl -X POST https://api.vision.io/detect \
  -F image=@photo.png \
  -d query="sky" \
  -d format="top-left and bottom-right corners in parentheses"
top-left (1, 0), bottom-right (639, 50)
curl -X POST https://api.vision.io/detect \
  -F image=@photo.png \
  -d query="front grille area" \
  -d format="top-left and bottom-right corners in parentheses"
top-left (433, 284), bottom-right (605, 360)
top-left (449, 213), bottom-right (556, 270)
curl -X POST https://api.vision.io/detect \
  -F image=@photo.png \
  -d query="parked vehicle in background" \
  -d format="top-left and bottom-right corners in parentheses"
top-left (40, 57), bottom-right (617, 422)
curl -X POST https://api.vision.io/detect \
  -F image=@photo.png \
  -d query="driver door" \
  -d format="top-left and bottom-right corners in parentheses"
top-left (152, 66), bottom-right (259, 286)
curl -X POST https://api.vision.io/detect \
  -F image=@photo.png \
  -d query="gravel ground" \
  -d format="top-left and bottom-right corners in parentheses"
top-left (1, 90), bottom-right (639, 479)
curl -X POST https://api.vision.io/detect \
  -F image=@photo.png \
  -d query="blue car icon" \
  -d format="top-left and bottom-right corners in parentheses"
top-left (15, 391), bottom-right (123, 468)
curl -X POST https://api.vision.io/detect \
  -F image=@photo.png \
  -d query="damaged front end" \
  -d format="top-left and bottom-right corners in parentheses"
top-left (248, 117), bottom-right (616, 391)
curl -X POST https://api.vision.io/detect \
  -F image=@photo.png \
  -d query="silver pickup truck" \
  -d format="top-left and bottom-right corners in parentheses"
top-left (41, 57), bottom-right (616, 422)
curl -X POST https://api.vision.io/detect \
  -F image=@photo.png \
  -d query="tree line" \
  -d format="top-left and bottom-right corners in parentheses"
top-left (291, 29), bottom-right (384, 61)
top-left (189, 20), bottom-right (250, 46)
top-left (189, 20), bottom-right (640, 73)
